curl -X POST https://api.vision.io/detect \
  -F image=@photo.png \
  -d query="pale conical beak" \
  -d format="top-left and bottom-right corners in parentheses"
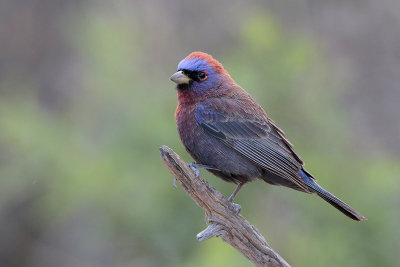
top-left (170, 71), bottom-right (191, 85)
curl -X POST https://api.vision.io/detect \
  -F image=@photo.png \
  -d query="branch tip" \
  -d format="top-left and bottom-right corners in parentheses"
top-left (160, 145), bottom-right (290, 267)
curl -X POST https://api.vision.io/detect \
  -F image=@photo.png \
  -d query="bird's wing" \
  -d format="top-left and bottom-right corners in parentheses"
top-left (196, 97), bottom-right (311, 192)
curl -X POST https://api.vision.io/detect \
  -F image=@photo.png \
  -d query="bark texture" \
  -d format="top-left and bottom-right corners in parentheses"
top-left (160, 145), bottom-right (290, 267)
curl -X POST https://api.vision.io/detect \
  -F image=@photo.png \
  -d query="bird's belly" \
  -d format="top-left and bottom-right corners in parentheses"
top-left (179, 120), bottom-right (262, 183)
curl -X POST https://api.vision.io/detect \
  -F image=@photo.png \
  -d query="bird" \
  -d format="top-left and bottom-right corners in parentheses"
top-left (170, 51), bottom-right (365, 221)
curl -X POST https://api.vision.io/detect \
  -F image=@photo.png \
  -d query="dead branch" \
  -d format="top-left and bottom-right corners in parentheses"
top-left (160, 145), bottom-right (290, 267)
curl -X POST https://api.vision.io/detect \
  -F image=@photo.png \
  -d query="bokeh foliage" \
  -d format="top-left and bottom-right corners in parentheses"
top-left (0, 3), bottom-right (399, 267)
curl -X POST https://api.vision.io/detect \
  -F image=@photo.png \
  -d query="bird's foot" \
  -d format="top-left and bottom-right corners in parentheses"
top-left (172, 178), bottom-right (177, 188)
top-left (188, 162), bottom-right (221, 177)
top-left (187, 162), bottom-right (201, 177)
top-left (226, 182), bottom-right (244, 214)
top-left (230, 202), bottom-right (242, 214)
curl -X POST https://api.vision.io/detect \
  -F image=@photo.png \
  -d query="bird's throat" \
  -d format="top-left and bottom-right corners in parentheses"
top-left (177, 80), bottom-right (193, 91)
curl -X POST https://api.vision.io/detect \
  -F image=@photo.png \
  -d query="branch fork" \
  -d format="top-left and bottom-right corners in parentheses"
top-left (160, 145), bottom-right (290, 267)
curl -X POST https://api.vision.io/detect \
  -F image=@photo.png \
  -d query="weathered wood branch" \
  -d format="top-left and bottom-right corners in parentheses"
top-left (160, 145), bottom-right (290, 267)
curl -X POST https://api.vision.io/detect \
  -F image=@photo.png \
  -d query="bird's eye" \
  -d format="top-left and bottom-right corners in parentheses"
top-left (198, 71), bottom-right (207, 81)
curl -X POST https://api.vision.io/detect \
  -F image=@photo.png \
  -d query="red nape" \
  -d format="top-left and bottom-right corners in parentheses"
top-left (186, 51), bottom-right (229, 75)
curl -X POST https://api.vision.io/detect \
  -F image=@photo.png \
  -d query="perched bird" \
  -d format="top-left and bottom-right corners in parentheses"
top-left (170, 51), bottom-right (365, 221)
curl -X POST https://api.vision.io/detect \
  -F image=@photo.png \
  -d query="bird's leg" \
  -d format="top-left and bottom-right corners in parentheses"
top-left (228, 183), bottom-right (245, 214)
top-left (187, 162), bottom-right (220, 177)
top-left (228, 182), bottom-right (244, 202)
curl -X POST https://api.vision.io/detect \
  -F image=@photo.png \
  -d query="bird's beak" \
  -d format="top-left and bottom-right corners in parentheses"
top-left (170, 71), bottom-right (190, 85)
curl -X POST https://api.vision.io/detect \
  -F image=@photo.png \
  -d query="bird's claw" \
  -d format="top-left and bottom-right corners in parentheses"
top-left (188, 163), bottom-right (200, 177)
top-left (231, 202), bottom-right (241, 214)
top-left (173, 178), bottom-right (177, 188)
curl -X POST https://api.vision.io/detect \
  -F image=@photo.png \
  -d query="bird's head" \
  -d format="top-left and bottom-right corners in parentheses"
top-left (170, 52), bottom-right (232, 96)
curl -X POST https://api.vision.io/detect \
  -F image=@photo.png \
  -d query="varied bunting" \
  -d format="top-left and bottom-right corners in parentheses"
top-left (170, 52), bottom-right (365, 221)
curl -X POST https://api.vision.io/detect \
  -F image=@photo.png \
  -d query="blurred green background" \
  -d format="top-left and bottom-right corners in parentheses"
top-left (1, 1), bottom-right (399, 266)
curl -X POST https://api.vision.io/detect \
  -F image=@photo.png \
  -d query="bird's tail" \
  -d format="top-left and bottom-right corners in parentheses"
top-left (298, 169), bottom-right (366, 221)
